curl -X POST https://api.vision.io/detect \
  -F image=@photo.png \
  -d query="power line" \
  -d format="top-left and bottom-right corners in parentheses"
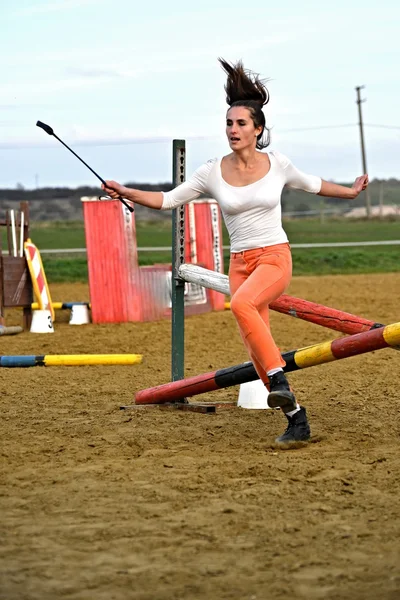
top-left (1, 123), bottom-right (399, 151)
top-left (280, 123), bottom-right (400, 133)
top-left (0, 126), bottom-right (358, 150)
top-left (365, 124), bottom-right (400, 130)
top-left (277, 124), bottom-right (356, 132)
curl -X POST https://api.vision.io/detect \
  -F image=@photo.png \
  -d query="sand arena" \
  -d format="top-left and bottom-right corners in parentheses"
top-left (1, 273), bottom-right (400, 600)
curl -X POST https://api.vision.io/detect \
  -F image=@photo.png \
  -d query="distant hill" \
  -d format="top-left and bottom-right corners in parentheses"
top-left (1, 178), bottom-right (399, 222)
top-left (0, 182), bottom-right (174, 222)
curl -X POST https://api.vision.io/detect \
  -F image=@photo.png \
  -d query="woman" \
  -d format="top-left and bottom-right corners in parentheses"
top-left (102, 58), bottom-right (369, 444)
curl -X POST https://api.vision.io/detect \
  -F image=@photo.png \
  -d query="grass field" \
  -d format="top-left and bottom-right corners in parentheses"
top-left (20, 217), bottom-right (400, 282)
top-left (28, 217), bottom-right (400, 247)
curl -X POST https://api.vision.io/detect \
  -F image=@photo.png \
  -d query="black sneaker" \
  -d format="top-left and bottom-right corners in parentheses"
top-left (275, 406), bottom-right (311, 444)
top-left (267, 371), bottom-right (296, 410)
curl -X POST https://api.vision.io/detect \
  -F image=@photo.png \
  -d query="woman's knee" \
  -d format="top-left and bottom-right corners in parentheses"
top-left (230, 292), bottom-right (253, 317)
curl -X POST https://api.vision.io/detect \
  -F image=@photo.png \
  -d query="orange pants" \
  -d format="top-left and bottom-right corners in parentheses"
top-left (229, 243), bottom-right (292, 384)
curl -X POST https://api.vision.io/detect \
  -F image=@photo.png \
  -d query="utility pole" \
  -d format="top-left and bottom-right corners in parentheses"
top-left (355, 86), bottom-right (371, 218)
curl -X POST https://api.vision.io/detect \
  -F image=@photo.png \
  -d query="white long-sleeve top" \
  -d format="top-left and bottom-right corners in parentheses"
top-left (161, 150), bottom-right (322, 253)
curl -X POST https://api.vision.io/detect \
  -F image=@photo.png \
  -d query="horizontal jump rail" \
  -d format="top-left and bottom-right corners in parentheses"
top-left (0, 354), bottom-right (143, 367)
top-left (134, 321), bottom-right (400, 404)
top-left (0, 326), bottom-right (23, 336)
top-left (31, 301), bottom-right (91, 310)
top-left (178, 264), bottom-right (385, 336)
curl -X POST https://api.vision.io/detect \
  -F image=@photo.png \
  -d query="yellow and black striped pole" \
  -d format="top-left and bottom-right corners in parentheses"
top-left (31, 302), bottom-right (91, 310)
top-left (135, 322), bottom-right (400, 404)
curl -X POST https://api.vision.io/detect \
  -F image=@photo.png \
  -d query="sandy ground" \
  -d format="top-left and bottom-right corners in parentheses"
top-left (1, 273), bottom-right (400, 600)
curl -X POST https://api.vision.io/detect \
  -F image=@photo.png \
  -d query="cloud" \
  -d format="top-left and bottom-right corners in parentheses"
top-left (0, 74), bottom-right (116, 103)
top-left (0, 103), bottom-right (63, 110)
top-left (0, 33), bottom-right (292, 104)
top-left (0, 133), bottom-right (220, 150)
top-left (4, 48), bottom-right (112, 69)
top-left (13, 0), bottom-right (102, 16)
top-left (59, 34), bottom-right (292, 81)
top-left (64, 67), bottom-right (121, 79)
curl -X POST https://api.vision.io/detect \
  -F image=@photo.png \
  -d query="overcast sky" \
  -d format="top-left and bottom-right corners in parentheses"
top-left (1, 0), bottom-right (399, 189)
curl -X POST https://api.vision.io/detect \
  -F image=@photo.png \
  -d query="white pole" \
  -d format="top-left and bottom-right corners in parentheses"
top-left (178, 263), bottom-right (230, 295)
top-left (10, 210), bottom-right (17, 257)
top-left (188, 202), bottom-right (197, 264)
top-left (19, 211), bottom-right (24, 257)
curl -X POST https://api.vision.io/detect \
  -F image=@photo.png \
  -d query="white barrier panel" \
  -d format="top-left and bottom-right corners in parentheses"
top-left (30, 309), bottom-right (54, 334)
top-left (238, 380), bottom-right (271, 410)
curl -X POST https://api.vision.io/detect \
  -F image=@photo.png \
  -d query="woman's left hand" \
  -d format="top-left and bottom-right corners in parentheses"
top-left (351, 174), bottom-right (369, 197)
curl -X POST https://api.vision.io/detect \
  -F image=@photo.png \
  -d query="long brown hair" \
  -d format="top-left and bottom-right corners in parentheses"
top-left (218, 58), bottom-right (270, 150)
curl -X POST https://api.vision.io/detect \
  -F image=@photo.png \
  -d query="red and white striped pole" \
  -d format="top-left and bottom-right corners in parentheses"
top-left (24, 239), bottom-right (55, 322)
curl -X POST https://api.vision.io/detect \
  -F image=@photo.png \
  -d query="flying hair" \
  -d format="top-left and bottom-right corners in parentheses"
top-left (218, 58), bottom-right (269, 107)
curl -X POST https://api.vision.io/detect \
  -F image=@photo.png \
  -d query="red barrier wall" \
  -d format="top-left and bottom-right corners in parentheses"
top-left (82, 198), bottom-right (142, 323)
top-left (82, 197), bottom-right (225, 322)
top-left (185, 200), bottom-right (225, 311)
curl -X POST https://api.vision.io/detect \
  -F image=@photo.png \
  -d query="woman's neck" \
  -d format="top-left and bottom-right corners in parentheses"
top-left (230, 148), bottom-right (263, 169)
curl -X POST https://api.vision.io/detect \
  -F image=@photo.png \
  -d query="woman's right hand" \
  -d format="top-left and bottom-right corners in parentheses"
top-left (101, 180), bottom-right (127, 199)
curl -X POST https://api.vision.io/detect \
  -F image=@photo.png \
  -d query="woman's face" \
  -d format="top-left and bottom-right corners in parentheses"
top-left (226, 106), bottom-right (262, 151)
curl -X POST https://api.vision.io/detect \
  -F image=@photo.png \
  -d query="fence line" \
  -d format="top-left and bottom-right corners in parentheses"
top-left (38, 240), bottom-right (400, 255)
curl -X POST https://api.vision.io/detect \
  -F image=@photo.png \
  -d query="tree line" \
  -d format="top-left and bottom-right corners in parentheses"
top-left (1, 178), bottom-right (399, 221)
